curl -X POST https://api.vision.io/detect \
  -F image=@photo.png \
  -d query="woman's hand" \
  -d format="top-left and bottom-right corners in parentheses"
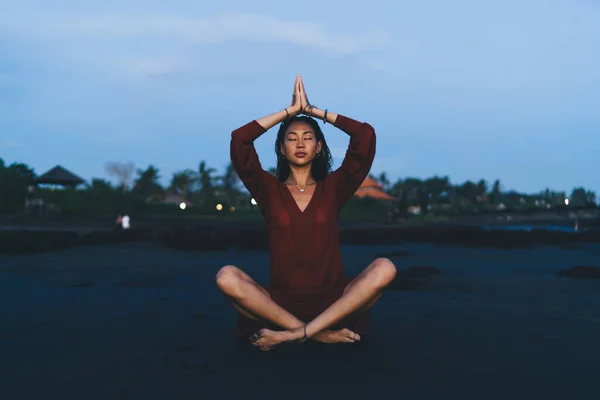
top-left (299, 76), bottom-right (311, 114)
top-left (287, 75), bottom-right (302, 116)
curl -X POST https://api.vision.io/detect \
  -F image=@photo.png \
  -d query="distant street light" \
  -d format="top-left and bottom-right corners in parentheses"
top-left (564, 198), bottom-right (570, 206)
top-left (179, 202), bottom-right (186, 210)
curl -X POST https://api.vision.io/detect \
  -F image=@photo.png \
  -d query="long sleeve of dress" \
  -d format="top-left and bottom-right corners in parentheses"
top-left (230, 120), bottom-right (274, 206)
top-left (333, 115), bottom-right (377, 207)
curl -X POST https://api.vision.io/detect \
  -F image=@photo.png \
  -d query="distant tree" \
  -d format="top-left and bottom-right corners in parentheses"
top-left (105, 161), bottom-right (135, 191)
top-left (378, 172), bottom-right (391, 193)
top-left (552, 191), bottom-right (568, 207)
top-left (219, 162), bottom-right (241, 192)
top-left (456, 180), bottom-right (480, 205)
top-left (133, 165), bottom-right (164, 201)
top-left (391, 179), bottom-right (409, 218)
top-left (194, 161), bottom-right (217, 205)
top-left (0, 159), bottom-right (28, 213)
top-left (490, 179), bottom-right (502, 205)
top-left (394, 177), bottom-right (423, 212)
top-left (90, 178), bottom-right (113, 191)
top-left (217, 162), bottom-right (242, 204)
top-left (424, 176), bottom-right (451, 205)
top-left (170, 169), bottom-right (195, 201)
top-left (7, 162), bottom-right (37, 185)
top-left (570, 187), bottom-right (594, 207)
top-left (586, 190), bottom-right (597, 205)
top-left (477, 179), bottom-right (488, 203)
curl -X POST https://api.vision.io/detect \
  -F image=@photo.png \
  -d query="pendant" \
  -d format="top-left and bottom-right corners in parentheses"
top-left (299, 188), bottom-right (305, 192)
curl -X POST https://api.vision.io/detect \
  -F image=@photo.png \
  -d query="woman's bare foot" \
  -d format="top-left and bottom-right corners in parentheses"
top-left (313, 328), bottom-right (360, 344)
top-left (250, 327), bottom-right (360, 351)
top-left (250, 329), bottom-right (301, 351)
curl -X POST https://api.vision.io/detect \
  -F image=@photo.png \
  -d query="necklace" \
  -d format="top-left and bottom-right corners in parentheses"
top-left (285, 178), bottom-right (316, 193)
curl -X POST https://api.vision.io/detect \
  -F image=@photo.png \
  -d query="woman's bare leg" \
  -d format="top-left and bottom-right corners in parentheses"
top-left (216, 265), bottom-right (304, 329)
top-left (251, 258), bottom-right (396, 349)
top-left (216, 265), bottom-right (361, 349)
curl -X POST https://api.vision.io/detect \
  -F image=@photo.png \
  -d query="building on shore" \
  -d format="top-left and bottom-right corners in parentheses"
top-left (36, 165), bottom-right (85, 189)
top-left (354, 176), bottom-right (395, 201)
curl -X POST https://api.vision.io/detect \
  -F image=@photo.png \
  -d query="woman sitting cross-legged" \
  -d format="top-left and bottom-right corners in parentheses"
top-left (216, 75), bottom-right (397, 351)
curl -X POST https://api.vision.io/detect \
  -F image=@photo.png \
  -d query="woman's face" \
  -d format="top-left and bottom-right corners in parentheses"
top-left (281, 121), bottom-right (322, 167)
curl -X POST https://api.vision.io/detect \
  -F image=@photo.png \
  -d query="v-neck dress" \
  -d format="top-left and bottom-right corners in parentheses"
top-left (230, 115), bottom-right (376, 336)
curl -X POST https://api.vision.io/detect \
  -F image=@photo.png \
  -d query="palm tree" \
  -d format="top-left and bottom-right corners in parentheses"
top-left (170, 169), bottom-right (195, 201)
top-left (217, 162), bottom-right (241, 204)
top-left (490, 179), bottom-right (502, 205)
top-left (219, 162), bottom-right (240, 191)
top-left (378, 172), bottom-right (391, 193)
top-left (195, 161), bottom-right (217, 205)
top-left (477, 179), bottom-right (488, 204)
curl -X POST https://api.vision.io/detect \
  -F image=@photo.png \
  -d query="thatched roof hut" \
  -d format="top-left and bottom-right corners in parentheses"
top-left (36, 165), bottom-right (85, 188)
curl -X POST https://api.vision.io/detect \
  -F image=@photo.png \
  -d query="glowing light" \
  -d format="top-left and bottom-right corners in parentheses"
top-left (564, 198), bottom-right (569, 206)
top-left (230, 206), bottom-right (236, 212)
top-left (179, 202), bottom-right (186, 210)
top-left (250, 198), bottom-right (257, 206)
top-left (216, 204), bottom-right (223, 211)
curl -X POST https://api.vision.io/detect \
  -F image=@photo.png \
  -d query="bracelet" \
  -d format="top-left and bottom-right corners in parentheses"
top-left (284, 108), bottom-right (289, 118)
top-left (323, 109), bottom-right (328, 124)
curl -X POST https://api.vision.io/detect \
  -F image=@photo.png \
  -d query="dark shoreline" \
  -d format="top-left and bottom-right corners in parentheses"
top-left (1, 216), bottom-right (599, 255)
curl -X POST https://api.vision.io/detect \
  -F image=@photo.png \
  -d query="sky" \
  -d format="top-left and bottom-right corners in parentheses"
top-left (1, 0), bottom-right (599, 195)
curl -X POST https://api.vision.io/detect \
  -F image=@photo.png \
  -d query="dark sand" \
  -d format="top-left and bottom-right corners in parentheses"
top-left (1, 242), bottom-right (599, 400)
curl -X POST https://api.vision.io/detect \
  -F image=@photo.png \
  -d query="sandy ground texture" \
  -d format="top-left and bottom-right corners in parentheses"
top-left (1, 242), bottom-right (599, 400)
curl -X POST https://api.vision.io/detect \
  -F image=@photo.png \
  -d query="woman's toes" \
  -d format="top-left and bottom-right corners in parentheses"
top-left (341, 329), bottom-right (360, 341)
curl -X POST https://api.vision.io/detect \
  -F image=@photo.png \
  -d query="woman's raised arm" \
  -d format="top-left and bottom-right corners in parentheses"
top-left (297, 78), bottom-right (376, 208)
top-left (230, 76), bottom-right (303, 201)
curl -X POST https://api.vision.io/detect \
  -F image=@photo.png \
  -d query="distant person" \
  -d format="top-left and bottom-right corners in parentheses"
top-left (216, 75), bottom-right (396, 351)
top-left (121, 213), bottom-right (131, 230)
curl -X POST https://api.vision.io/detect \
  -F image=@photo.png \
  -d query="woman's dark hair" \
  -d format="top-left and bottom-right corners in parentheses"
top-left (274, 116), bottom-right (333, 182)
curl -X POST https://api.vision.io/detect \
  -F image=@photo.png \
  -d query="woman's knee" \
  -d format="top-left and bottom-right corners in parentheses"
top-left (372, 257), bottom-right (397, 287)
top-left (216, 265), bottom-right (241, 295)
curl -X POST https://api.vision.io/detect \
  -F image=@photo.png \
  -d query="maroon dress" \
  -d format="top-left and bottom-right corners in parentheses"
top-left (230, 115), bottom-right (376, 337)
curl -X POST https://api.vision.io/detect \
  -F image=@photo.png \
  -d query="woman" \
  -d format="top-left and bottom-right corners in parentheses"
top-left (217, 76), bottom-right (397, 351)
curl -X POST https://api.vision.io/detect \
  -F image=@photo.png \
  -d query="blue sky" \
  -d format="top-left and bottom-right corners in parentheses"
top-left (1, 0), bottom-right (599, 195)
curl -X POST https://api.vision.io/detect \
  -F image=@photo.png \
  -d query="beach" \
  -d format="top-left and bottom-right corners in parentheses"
top-left (1, 240), bottom-right (599, 400)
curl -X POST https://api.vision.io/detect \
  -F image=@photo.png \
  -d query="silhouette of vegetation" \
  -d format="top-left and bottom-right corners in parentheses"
top-left (0, 157), bottom-right (597, 220)
top-left (0, 159), bottom-right (34, 214)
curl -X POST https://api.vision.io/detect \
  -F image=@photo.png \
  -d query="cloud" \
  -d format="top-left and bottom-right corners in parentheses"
top-left (2, 12), bottom-right (391, 57)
